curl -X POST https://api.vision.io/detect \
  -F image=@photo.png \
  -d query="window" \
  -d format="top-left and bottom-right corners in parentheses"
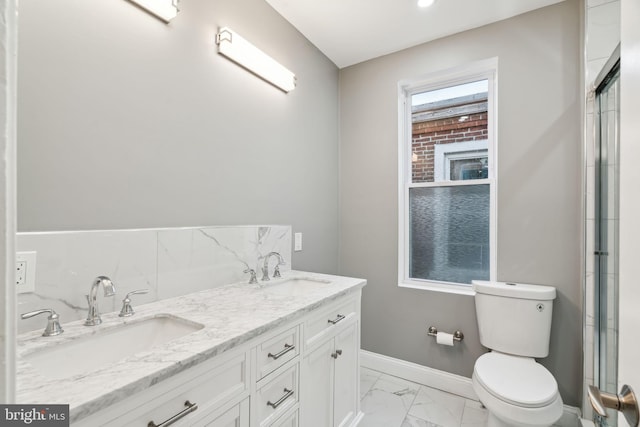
top-left (398, 60), bottom-right (497, 294)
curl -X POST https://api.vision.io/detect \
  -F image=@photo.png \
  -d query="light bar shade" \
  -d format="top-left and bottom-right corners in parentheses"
top-left (128, 0), bottom-right (179, 23)
top-left (216, 27), bottom-right (297, 93)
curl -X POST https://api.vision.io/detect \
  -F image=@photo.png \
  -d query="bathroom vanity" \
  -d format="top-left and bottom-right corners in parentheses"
top-left (16, 271), bottom-right (366, 427)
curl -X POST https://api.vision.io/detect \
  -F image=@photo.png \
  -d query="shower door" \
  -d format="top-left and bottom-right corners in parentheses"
top-left (593, 47), bottom-right (620, 427)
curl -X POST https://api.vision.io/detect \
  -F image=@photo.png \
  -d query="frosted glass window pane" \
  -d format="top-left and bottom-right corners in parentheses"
top-left (409, 185), bottom-right (490, 284)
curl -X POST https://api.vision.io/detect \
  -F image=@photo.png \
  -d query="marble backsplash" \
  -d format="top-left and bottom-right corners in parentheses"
top-left (17, 225), bottom-right (291, 334)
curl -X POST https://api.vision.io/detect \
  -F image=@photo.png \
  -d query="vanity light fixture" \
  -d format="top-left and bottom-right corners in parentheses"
top-left (417, 0), bottom-right (435, 8)
top-left (127, 0), bottom-right (179, 23)
top-left (216, 27), bottom-right (297, 93)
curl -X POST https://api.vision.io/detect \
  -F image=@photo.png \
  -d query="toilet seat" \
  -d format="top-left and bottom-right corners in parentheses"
top-left (472, 352), bottom-right (563, 427)
top-left (474, 352), bottom-right (558, 408)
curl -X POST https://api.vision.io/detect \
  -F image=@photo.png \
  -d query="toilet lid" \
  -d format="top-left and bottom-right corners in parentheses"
top-left (474, 352), bottom-right (558, 408)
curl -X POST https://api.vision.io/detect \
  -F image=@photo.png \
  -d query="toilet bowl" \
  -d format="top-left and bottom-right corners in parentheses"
top-left (472, 352), bottom-right (563, 427)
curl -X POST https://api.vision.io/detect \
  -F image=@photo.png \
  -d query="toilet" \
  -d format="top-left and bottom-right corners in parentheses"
top-left (471, 280), bottom-right (563, 427)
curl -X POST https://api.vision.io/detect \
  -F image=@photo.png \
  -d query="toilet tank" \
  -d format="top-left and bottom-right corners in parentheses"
top-left (472, 280), bottom-right (556, 358)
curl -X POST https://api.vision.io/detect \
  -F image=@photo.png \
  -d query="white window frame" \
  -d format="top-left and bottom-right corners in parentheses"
top-left (397, 58), bottom-right (498, 295)
top-left (434, 140), bottom-right (488, 181)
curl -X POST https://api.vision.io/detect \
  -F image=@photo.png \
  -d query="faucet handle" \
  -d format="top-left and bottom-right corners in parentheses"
top-left (244, 268), bottom-right (258, 284)
top-left (21, 309), bottom-right (64, 337)
top-left (125, 289), bottom-right (149, 298)
top-left (273, 256), bottom-right (286, 278)
top-left (273, 264), bottom-right (282, 278)
top-left (119, 289), bottom-right (150, 317)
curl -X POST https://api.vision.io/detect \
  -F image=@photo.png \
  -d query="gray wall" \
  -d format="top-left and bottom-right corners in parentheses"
top-left (339, 0), bottom-right (583, 406)
top-left (17, 0), bottom-right (340, 274)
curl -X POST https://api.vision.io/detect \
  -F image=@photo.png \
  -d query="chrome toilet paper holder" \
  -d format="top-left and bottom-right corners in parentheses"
top-left (427, 326), bottom-right (464, 342)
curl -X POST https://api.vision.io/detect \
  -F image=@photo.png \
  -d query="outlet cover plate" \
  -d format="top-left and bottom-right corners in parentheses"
top-left (294, 232), bottom-right (302, 251)
top-left (16, 251), bottom-right (37, 294)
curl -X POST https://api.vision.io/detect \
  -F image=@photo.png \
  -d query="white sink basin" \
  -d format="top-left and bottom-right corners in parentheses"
top-left (24, 315), bottom-right (204, 380)
top-left (262, 278), bottom-right (332, 296)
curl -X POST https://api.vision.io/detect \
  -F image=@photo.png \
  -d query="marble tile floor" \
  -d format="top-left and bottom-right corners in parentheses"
top-left (359, 367), bottom-right (488, 427)
top-left (359, 367), bottom-right (571, 427)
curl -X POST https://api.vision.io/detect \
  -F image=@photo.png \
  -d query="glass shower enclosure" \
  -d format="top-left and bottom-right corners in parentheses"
top-left (593, 44), bottom-right (620, 427)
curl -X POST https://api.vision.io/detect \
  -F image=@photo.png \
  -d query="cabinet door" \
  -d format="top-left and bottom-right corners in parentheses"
top-left (300, 339), bottom-right (334, 427)
top-left (333, 323), bottom-right (358, 427)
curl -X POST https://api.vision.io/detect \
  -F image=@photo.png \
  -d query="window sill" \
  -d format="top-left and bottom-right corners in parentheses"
top-left (398, 280), bottom-right (476, 296)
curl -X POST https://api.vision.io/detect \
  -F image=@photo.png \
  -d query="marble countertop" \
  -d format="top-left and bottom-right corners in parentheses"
top-left (16, 271), bottom-right (366, 422)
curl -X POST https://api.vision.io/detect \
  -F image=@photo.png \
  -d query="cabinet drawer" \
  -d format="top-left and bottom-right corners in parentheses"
top-left (257, 326), bottom-right (300, 380)
top-left (256, 364), bottom-right (299, 427)
top-left (106, 353), bottom-right (248, 427)
top-left (304, 298), bottom-right (357, 348)
top-left (271, 408), bottom-right (298, 427)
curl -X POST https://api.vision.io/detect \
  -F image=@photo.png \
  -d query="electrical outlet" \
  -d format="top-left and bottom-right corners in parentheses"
top-left (16, 251), bottom-right (37, 294)
top-left (16, 261), bottom-right (26, 286)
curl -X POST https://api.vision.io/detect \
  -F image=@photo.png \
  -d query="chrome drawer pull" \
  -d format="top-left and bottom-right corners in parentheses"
top-left (268, 343), bottom-right (295, 360)
top-left (148, 400), bottom-right (198, 427)
top-left (327, 314), bottom-right (345, 325)
top-left (267, 388), bottom-right (294, 409)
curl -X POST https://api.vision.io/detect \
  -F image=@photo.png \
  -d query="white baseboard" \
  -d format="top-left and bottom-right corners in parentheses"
top-left (360, 349), bottom-right (477, 400)
top-left (359, 350), bottom-right (582, 427)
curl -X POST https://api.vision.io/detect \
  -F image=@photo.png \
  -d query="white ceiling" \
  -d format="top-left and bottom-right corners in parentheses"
top-left (265, 0), bottom-right (565, 68)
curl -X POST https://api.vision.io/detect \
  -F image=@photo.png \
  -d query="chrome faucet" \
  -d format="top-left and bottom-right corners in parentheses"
top-left (244, 268), bottom-right (258, 284)
top-left (118, 289), bottom-right (149, 317)
top-left (261, 252), bottom-right (285, 281)
top-left (84, 276), bottom-right (116, 326)
top-left (21, 308), bottom-right (64, 337)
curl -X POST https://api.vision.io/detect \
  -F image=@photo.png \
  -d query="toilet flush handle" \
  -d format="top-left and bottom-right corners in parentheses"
top-left (588, 384), bottom-right (639, 427)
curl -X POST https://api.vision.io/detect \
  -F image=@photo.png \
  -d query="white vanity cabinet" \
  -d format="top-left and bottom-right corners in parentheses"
top-left (70, 289), bottom-right (362, 427)
top-left (300, 295), bottom-right (361, 427)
